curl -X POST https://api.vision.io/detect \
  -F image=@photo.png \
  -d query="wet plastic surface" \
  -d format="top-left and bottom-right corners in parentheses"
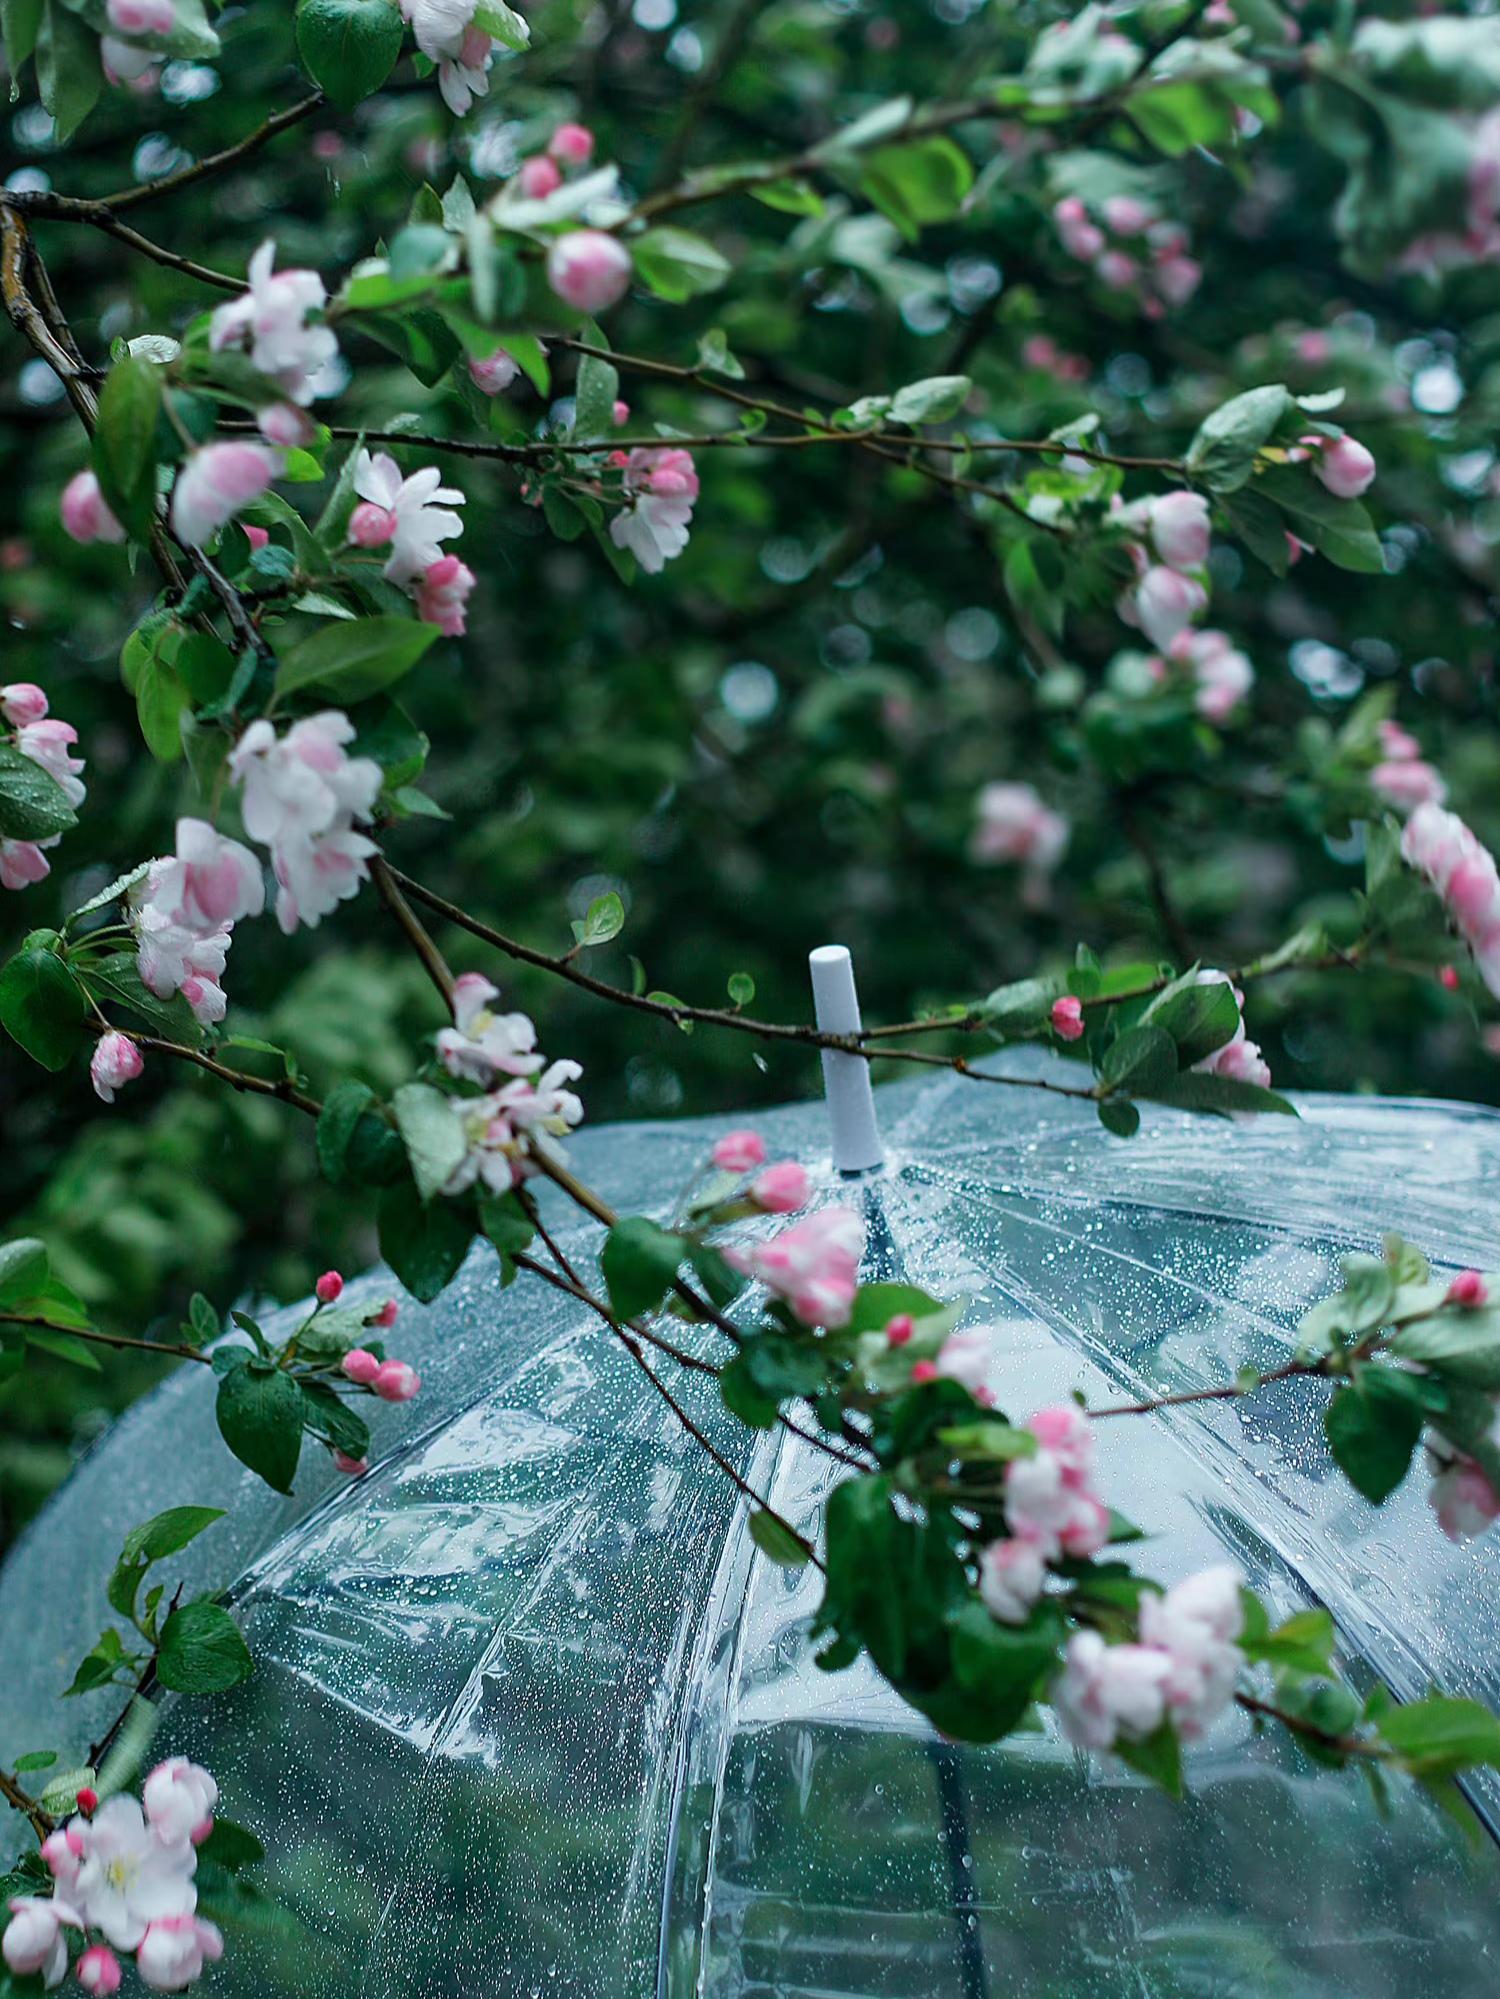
top-left (5, 1059), bottom-right (1500, 1996)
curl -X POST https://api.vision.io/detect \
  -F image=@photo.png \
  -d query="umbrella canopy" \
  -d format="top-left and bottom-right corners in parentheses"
top-left (5, 1056), bottom-right (1500, 1997)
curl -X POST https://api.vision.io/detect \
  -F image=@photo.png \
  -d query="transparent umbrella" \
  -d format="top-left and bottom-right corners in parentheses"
top-left (6, 954), bottom-right (1500, 1998)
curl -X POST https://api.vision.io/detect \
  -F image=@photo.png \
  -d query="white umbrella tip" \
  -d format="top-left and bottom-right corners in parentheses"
top-left (808, 942), bottom-right (885, 1176)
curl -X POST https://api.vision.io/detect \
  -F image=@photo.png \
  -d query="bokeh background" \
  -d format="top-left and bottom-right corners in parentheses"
top-left (3, 0), bottom-right (1499, 1543)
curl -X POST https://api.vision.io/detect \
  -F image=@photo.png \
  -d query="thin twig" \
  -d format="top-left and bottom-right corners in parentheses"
top-left (0, 1312), bottom-right (208, 1366)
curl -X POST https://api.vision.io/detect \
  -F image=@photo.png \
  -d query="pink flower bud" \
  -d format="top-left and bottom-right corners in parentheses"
top-left (1050, 995), bottom-right (1085, 1041)
top-left (315, 1270), bottom-right (344, 1304)
top-left (90, 1031), bottom-right (144, 1104)
top-left (1095, 249), bottom-right (1139, 290)
top-left (76, 1787), bottom-right (98, 1816)
top-left (612, 400), bottom-right (630, 427)
top-left (0, 682), bottom-right (48, 726)
top-left (547, 230), bottom-right (632, 314)
top-left (333, 1450), bottom-right (369, 1476)
top-left (548, 122), bottom-right (595, 166)
top-left (518, 155), bottom-right (563, 199)
top-left (712, 1129), bottom-right (766, 1172)
top-left (910, 1360), bottom-right (939, 1384)
top-left (341, 1348), bottom-right (381, 1385)
top-left (1448, 1269), bottom-right (1489, 1308)
top-left (242, 523), bottom-right (270, 552)
top-left (373, 1359), bottom-right (421, 1401)
top-left (1440, 965), bottom-right (1460, 991)
top-left (1315, 434), bottom-right (1376, 500)
top-left (414, 554), bottom-right (475, 637)
top-left (751, 1161), bottom-right (810, 1214)
top-left (170, 442), bottom-right (280, 548)
top-left (885, 1313), bottom-right (914, 1347)
top-left (257, 402), bottom-right (315, 449)
top-left (370, 1298), bottom-right (399, 1328)
top-left (78, 1945), bottom-right (123, 1995)
top-left (60, 469), bottom-right (125, 546)
top-left (1102, 194), bottom-right (1153, 235)
top-left (468, 347), bottom-right (520, 395)
top-left (1149, 490), bottom-right (1211, 571)
top-left (348, 501), bottom-right (397, 548)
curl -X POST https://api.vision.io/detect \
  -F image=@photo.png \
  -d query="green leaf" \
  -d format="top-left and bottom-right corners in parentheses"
top-left (1392, 1310), bottom-right (1500, 1389)
top-left (2, 0), bottom-right (43, 71)
top-left (1184, 383), bottom-right (1292, 494)
top-left (0, 947), bottom-right (86, 1071)
top-left (631, 228), bottom-right (731, 302)
top-left (1324, 1370), bottom-right (1423, 1504)
top-left (156, 1599), bottom-right (254, 1694)
top-left (0, 1238), bottom-right (49, 1307)
top-left (1255, 463), bottom-right (1384, 574)
top-left (391, 1081), bottom-right (466, 1202)
top-left (196, 1818), bottom-right (266, 1871)
top-left (12, 1751), bottom-right (55, 1774)
top-left (108, 1506), bottom-right (225, 1621)
top-left (573, 353), bottom-right (620, 441)
top-left (377, 1181), bottom-right (473, 1302)
top-left (1097, 1098), bottom-right (1141, 1139)
top-left (601, 1216), bottom-right (684, 1320)
top-left (570, 891), bottom-right (624, 949)
top-left (748, 1509), bottom-right (810, 1568)
top-left (472, 0), bottom-right (527, 47)
top-left (92, 354), bottom-right (163, 539)
top-left (888, 375), bottom-right (971, 425)
top-left (63, 1629), bottom-right (133, 1698)
top-left (477, 1188), bottom-right (535, 1284)
top-left (295, 0), bottom-right (403, 108)
top-left (0, 742), bottom-right (78, 841)
top-left (1098, 1024), bottom-right (1178, 1099)
top-left (1141, 973), bottom-right (1241, 1068)
top-left (859, 136), bottom-right (973, 240)
top-left (215, 1359), bottom-right (304, 1493)
top-left (1377, 1694), bottom-right (1500, 1778)
top-left (274, 616), bottom-right (440, 703)
top-left (1116, 1719), bottom-right (1184, 1798)
top-left (135, 654), bottom-right (189, 762)
top-left (35, 0), bottom-right (100, 142)
top-left (1148, 1072), bottom-right (1297, 1117)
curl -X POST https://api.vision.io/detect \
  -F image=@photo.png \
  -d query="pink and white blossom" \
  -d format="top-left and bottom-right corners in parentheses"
top-left (1431, 1454), bottom-right (1500, 1541)
top-left (1371, 758), bottom-right (1446, 811)
top-left (1050, 994), bottom-right (1085, 1041)
top-left (1, 839), bottom-right (51, 891)
top-left (271, 823), bottom-right (379, 933)
top-left (77, 1944), bottom-right (123, 1995)
top-left (751, 1161), bottom-right (810, 1213)
top-left (148, 818), bottom-right (264, 931)
top-left (1137, 1565), bottom-right (1243, 1739)
top-left (70, 1796), bottom-right (197, 1951)
top-left (257, 402), bottom-right (316, 449)
top-left (1, 682), bottom-right (48, 726)
top-left (415, 554), bottom-right (476, 636)
top-left (170, 443), bottom-right (280, 548)
top-left (134, 1915), bottom-right (222, 1992)
top-left (373, 1359), bottom-right (422, 1402)
top-left (1190, 970), bottom-right (1272, 1090)
top-left (517, 155), bottom-right (563, 199)
top-left (978, 1536), bottom-right (1048, 1624)
top-left (91, 1032), bottom-right (144, 1104)
top-left (3, 1896), bottom-right (75, 1987)
top-left (547, 231), bottom-right (633, 314)
top-left (342, 1348), bottom-right (381, 1385)
top-left (548, 122), bottom-right (595, 166)
top-left (18, 718), bottom-right (86, 808)
top-left (468, 346), bottom-right (521, 394)
top-left (932, 1325), bottom-right (999, 1405)
top-left (1401, 802), bottom-right (1500, 999)
top-left (1125, 564), bottom-right (1208, 653)
top-left (208, 241), bottom-right (338, 404)
top-left (730, 1208), bottom-right (865, 1329)
top-left (712, 1129), bottom-right (766, 1172)
top-left (61, 470), bottom-right (125, 546)
top-left (609, 447), bottom-right (699, 573)
top-left (1169, 628), bottom-right (1253, 725)
top-left (436, 974), bottom-right (544, 1084)
top-left (1313, 434), bottom-right (1376, 500)
top-left (971, 782), bottom-right (1069, 883)
top-left (1053, 1630), bottom-right (1172, 1749)
top-left (1149, 490), bottom-right (1211, 571)
top-left (229, 712), bottom-right (381, 849)
top-left (350, 450), bottom-right (466, 587)
top-left (141, 1761), bottom-right (218, 1847)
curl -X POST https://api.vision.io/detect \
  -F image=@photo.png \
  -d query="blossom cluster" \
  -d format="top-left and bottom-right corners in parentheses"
top-left (1052, 194), bottom-right (1202, 318)
top-left (1396, 109), bottom-right (1500, 278)
top-left (437, 974), bottom-right (585, 1194)
top-left (608, 447), bottom-right (700, 575)
top-left (1115, 488), bottom-right (1212, 654)
top-left (348, 449), bottom-right (474, 634)
top-left (1, 682), bottom-right (86, 891)
top-left (1156, 628), bottom-right (1254, 726)
top-left (1402, 802), bottom-right (1500, 1000)
top-left (730, 1207), bottom-right (866, 1329)
top-left (228, 710), bottom-right (381, 934)
top-left (1055, 1565), bottom-right (1244, 1749)
top-left (3, 1760), bottom-right (224, 1992)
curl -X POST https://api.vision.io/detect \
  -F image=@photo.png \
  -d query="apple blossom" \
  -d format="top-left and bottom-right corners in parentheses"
top-left (208, 241), bottom-right (338, 405)
top-left (1053, 196), bottom-right (1105, 261)
top-left (750, 1161), bottom-right (810, 1213)
top-left (1448, 1270), bottom-right (1489, 1307)
top-left (884, 1313), bottom-right (914, 1346)
top-left (134, 1915), bottom-right (222, 1993)
top-left (1005, 1447), bottom-right (1110, 1558)
top-left (91, 1032), bottom-right (144, 1104)
top-left (170, 443), bottom-right (280, 548)
top-left (443, 1063), bottom-right (586, 1196)
top-left (547, 231), bottom-right (633, 314)
top-left (40, 1827), bottom-right (85, 1890)
top-left (371, 1297), bottom-right (399, 1328)
top-left (970, 782), bottom-right (1069, 880)
top-left (1149, 490), bottom-right (1211, 571)
top-left (3, 1897), bottom-right (74, 1987)
top-left (60, 470), bottom-right (125, 546)
top-left (150, 818), bottom-right (265, 930)
top-left (18, 717), bottom-right (86, 808)
top-left (1379, 719), bottom-right (1422, 761)
top-left (1169, 629), bottom-right (1253, 725)
top-left (1102, 193), bottom-right (1153, 235)
top-left (1371, 758), bottom-right (1446, 811)
top-left (468, 346), bottom-right (521, 394)
top-left (548, 122), bottom-right (595, 166)
top-left (415, 554), bottom-right (476, 636)
top-left (271, 822), bottom-right (380, 933)
top-left (77, 1945), bottom-right (123, 1996)
top-left (1, 681), bottom-right (49, 725)
top-left (1127, 564), bottom-right (1208, 652)
top-left (69, 1796), bottom-right (197, 1950)
top-left (978, 1536), bottom-right (1048, 1624)
top-left (229, 711), bottom-right (381, 849)
top-left (609, 447), bottom-right (699, 574)
top-left (1430, 1453), bottom-right (1500, 1542)
top-left (349, 450), bottom-right (466, 587)
top-left (242, 523), bottom-right (270, 552)
top-left (1314, 434), bottom-right (1376, 499)
top-left (398, 0), bottom-right (495, 116)
top-left (1053, 1631), bottom-right (1172, 1749)
top-left (1138, 1565), bottom-right (1244, 1738)
top-left (100, 35), bottom-right (157, 83)
top-left (932, 1325), bottom-right (998, 1405)
top-left (436, 973), bottom-right (544, 1083)
top-left (1401, 802), bottom-right (1500, 999)
top-left (517, 155), bottom-right (563, 199)
top-left (730, 1208), bottom-right (866, 1329)
top-left (712, 1128), bottom-right (766, 1172)
top-left (1190, 971), bottom-right (1273, 1090)
top-left (373, 1359), bottom-right (422, 1401)
top-left (141, 1760), bottom-right (218, 1847)
top-left (75, 1790), bottom-right (98, 1817)
top-left (348, 501), bottom-right (397, 549)
top-left (257, 402), bottom-right (316, 448)
top-left (1154, 253), bottom-right (1203, 307)
top-left (1, 838), bottom-right (51, 890)
top-left (1050, 995), bottom-right (1085, 1041)
top-left (315, 1269), bottom-right (344, 1303)
top-left (342, 1348), bottom-right (382, 1385)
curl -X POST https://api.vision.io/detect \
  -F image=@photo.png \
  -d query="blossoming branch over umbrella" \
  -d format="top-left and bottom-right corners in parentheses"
top-left (9, 950), bottom-right (1500, 1994)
